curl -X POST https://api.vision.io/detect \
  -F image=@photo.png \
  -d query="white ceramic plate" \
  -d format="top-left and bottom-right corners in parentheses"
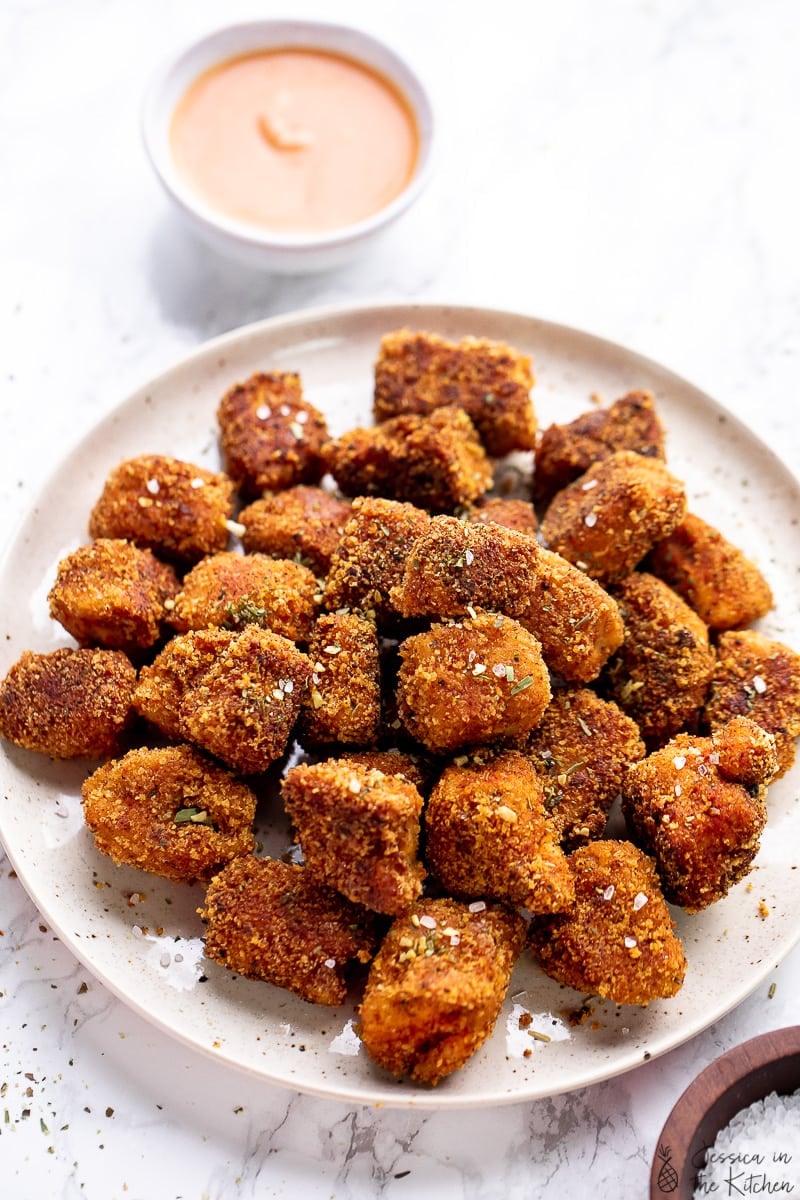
top-left (1, 302), bottom-right (799, 1110)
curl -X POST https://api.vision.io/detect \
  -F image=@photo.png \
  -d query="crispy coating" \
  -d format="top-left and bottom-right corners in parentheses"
top-left (373, 329), bottom-right (537, 457)
top-left (704, 629), bottom-right (800, 778)
top-left (391, 516), bottom-right (543, 620)
top-left (299, 612), bottom-right (381, 747)
top-left (622, 719), bottom-right (776, 910)
top-left (397, 609), bottom-right (551, 754)
top-left (88, 455), bottom-right (235, 565)
top-left (326, 406), bottom-right (493, 513)
top-left (0, 647), bottom-right (136, 759)
top-left (540, 450), bottom-right (686, 582)
top-left (81, 744), bottom-right (256, 882)
top-left (134, 627), bottom-right (312, 773)
top-left (336, 748), bottom-right (433, 795)
top-left (168, 552), bottom-right (318, 642)
top-left (648, 512), bottom-right (773, 631)
top-left (48, 538), bottom-right (179, 652)
top-left (517, 547), bottom-right (624, 683)
top-left (529, 840), bottom-right (686, 1005)
top-left (217, 372), bottom-right (329, 497)
top-left (527, 687), bottom-right (645, 850)
top-left (323, 496), bottom-right (430, 626)
top-left (467, 496), bottom-right (538, 535)
top-left (239, 485), bottom-right (351, 574)
top-left (359, 897), bottom-right (526, 1085)
top-left (282, 760), bottom-right (425, 914)
top-left (425, 750), bottom-right (574, 912)
top-left (534, 390), bottom-right (665, 506)
top-left (199, 855), bottom-right (377, 1005)
top-left (603, 573), bottom-right (715, 745)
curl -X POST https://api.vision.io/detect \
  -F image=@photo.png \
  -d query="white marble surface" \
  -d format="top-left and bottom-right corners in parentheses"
top-left (2, 1), bottom-right (800, 1196)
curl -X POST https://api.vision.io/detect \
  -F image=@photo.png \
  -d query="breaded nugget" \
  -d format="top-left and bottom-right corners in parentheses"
top-left (622, 719), bottom-right (776, 910)
top-left (467, 496), bottom-right (538, 535)
top-left (373, 329), bottom-right (536, 457)
top-left (168, 552), bottom-right (318, 642)
top-left (529, 840), bottom-right (686, 1005)
top-left (359, 897), bottom-right (526, 1085)
top-left (199, 855), bottom-right (377, 1005)
top-left (47, 538), bottom-right (180, 652)
top-left (326, 407), bottom-right (493, 513)
top-left (134, 627), bottom-right (312, 773)
top-left (539, 450), bottom-right (686, 582)
top-left (534, 390), bottom-right (665, 506)
top-left (239, 485), bottom-right (350, 574)
top-left (82, 744), bottom-right (256, 882)
top-left (527, 688), bottom-right (645, 849)
top-left (425, 751), bottom-right (574, 912)
top-left (323, 496), bottom-right (430, 626)
top-left (517, 547), bottom-right (624, 683)
top-left (703, 629), bottom-right (800, 778)
top-left (282, 760), bottom-right (425, 915)
top-left (648, 512), bottom-right (773, 630)
top-left (88, 455), bottom-right (235, 565)
top-left (336, 748), bottom-right (433, 795)
top-left (602, 572), bottom-right (715, 745)
top-left (391, 516), bottom-right (542, 620)
top-left (217, 371), bottom-right (329, 497)
top-left (133, 627), bottom-right (230, 740)
top-left (397, 609), bottom-right (551, 754)
top-left (299, 612), bottom-right (381, 747)
top-left (0, 647), bottom-right (136, 759)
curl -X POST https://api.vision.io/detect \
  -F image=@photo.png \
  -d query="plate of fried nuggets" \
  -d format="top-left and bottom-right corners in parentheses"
top-left (2, 303), bottom-right (800, 1107)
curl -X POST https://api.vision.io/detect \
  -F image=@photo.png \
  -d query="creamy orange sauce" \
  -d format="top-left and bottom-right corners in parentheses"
top-left (170, 48), bottom-right (419, 234)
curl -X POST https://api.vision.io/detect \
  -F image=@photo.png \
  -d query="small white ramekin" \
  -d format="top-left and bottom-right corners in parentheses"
top-left (142, 19), bottom-right (436, 273)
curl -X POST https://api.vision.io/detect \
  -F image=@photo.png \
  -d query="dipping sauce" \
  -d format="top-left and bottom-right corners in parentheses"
top-left (170, 48), bottom-right (420, 234)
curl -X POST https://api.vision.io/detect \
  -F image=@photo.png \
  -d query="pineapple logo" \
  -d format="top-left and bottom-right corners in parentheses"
top-left (656, 1144), bottom-right (679, 1193)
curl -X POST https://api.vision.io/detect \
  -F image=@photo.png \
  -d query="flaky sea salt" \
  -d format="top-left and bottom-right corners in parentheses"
top-left (693, 1089), bottom-right (800, 1198)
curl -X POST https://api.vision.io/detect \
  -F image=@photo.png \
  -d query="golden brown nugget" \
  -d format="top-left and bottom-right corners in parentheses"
top-left (527, 688), bottom-right (645, 850)
top-left (517, 547), bottom-right (624, 683)
top-left (199, 856), bottom-right (377, 1005)
top-left (649, 512), bottom-right (773, 631)
top-left (326, 406), bottom-right (493, 513)
top-left (533, 390), bottom-right (665, 506)
top-left (217, 371), bottom-right (329, 497)
top-left (391, 516), bottom-right (542, 620)
top-left (82, 744), bottom-right (257, 883)
top-left (323, 496), bottom-right (430, 625)
top-left (397, 609), bottom-right (551, 754)
top-left (134, 626), bottom-right (312, 772)
top-left (282, 760), bottom-right (425, 915)
top-left (337, 748), bottom-right (433, 795)
top-left (539, 450), bottom-right (686, 582)
top-left (88, 455), bottom-right (235, 566)
top-left (603, 572), bottom-right (715, 745)
top-left (425, 751), bottom-right (574, 912)
top-left (467, 496), bottom-right (538, 535)
top-left (703, 629), bottom-right (800, 778)
top-left (168, 552), bottom-right (318, 642)
top-left (133, 627), bottom-right (231, 740)
top-left (622, 719), bottom-right (776, 911)
top-left (373, 329), bottom-right (536, 457)
top-left (529, 840), bottom-right (686, 1006)
top-left (359, 897), bottom-right (526, 1085)
top-left (0, 647), bottom-right (136, 759)
top-left (239, 485), bottom-right (351, 574)
top-left (299, 612), bottom-right (381, 747)
top-left (48, 538), bottom-right (180, 652)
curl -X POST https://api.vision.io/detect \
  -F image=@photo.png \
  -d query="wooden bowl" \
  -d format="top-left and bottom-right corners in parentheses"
top-left (651, 1027), bottom-right (800, 1198)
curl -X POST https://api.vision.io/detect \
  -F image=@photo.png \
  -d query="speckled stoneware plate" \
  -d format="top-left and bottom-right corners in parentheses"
top-left (1, 302), bottom-right (799, 1109)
